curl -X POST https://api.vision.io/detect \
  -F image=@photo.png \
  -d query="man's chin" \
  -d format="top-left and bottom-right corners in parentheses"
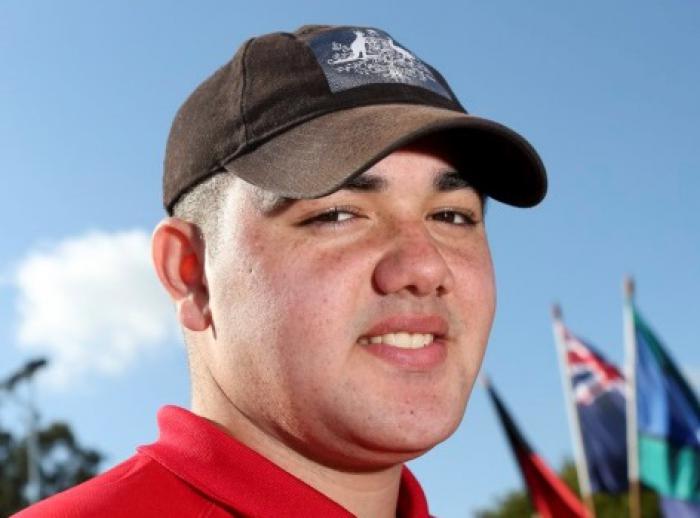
top-left (335, 417), bottom-right (463, 470)
top-left (310, 445), bottom-right (435, 473)
top-left (287, 420), bottom-right (457, 472)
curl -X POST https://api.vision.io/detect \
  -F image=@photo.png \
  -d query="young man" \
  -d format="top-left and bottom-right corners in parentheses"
top-left (16, 25), bottom-right (546, 517)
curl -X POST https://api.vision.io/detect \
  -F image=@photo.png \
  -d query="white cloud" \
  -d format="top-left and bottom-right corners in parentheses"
top-left (14, 229), bottom-right (176, 388)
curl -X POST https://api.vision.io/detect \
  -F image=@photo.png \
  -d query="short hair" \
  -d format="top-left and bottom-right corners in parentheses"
top-left (171, 172), bottom-right (235, 256)
top-left (171, 172), bottom-right (288, 258)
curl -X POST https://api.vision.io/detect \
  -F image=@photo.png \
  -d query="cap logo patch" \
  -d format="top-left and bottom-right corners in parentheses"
top-left (309, 28), bottom-right (452, 99)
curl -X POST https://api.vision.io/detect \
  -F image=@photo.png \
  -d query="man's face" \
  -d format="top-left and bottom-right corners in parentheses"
top-left (203, 141), bottom-right (495, 469)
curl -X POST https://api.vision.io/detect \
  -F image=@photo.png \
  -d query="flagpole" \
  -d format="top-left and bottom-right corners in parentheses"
top-left (551, 304), bottom-right (596, 518)
top-left (623, 277), bottom-right (641, 518)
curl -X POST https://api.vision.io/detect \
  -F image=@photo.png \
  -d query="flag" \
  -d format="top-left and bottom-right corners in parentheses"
top-left (634, 305), bottom-right (700, 516)
top-left (485, 379), bottom-right (588, 518)
top-left (563, 327), bottom-right (628, 494)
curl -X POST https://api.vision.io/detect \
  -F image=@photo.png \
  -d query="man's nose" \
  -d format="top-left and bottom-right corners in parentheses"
top-left (372, 224), bottom-right (455, 297)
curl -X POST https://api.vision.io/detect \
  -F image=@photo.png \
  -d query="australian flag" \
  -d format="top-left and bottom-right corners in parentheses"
top-left (563, 327), bottom-right (629, 494)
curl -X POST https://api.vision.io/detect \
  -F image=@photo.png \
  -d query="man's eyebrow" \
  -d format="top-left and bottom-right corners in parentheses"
top-left (341, 171), bottom-right (474, 193)
top-left (339, 174), bottom-right (387, 192)
top-left (258, 174), bottom-right (387, 215)
top-left (434, 170), bottom-right (473, 192)
top-left (342, 170), bottom-right (479, 195)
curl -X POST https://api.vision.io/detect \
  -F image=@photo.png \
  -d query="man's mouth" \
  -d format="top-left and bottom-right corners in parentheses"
top-left (357, 333), bottom-right (434, 349)
top-left (356, 314), bottom-right (448, 356)
top-left (357, 315), bottom-right (448, 369)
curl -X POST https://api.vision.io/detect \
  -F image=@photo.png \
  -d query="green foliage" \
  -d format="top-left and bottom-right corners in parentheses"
top-left (475, 460), bottom-right (661, 518)
top-left (475, 489), bottom-right (531, 518)
top-left (0, 429), bottom-right (24, 516)
top-left (0, 420), bottom-right (102, 516)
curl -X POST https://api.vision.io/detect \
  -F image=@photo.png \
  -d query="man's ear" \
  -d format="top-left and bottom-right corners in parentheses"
top-left (152, 218), bottom-right (211, 332)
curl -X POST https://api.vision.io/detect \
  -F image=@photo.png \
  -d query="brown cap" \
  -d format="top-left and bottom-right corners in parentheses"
top-left (163, 25), bottom-right (547, 214)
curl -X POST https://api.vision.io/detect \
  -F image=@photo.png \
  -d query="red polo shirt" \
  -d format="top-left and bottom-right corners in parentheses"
top-left (14, 406), bottom-right (431, 517)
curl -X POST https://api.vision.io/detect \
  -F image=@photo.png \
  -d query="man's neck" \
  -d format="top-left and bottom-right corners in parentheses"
top-left (192, 397), bottom-right (404, 518)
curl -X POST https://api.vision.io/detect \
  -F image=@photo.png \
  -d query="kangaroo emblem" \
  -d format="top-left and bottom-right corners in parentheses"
top-left (332, 30), bottom-right (368, 63)
top-left (349, 30), bottom-right (368, 59)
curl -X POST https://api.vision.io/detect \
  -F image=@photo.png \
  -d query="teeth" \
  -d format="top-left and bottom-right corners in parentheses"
top-left (358, 333), bottom-right (434, 349)
top-left (411, 333), bottom-right (425, 347)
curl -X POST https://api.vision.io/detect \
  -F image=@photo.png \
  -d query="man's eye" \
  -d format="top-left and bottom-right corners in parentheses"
top-left (302, 208), bottom-right (357, 225)
top-left (430, 210), bottom-right (477, 226)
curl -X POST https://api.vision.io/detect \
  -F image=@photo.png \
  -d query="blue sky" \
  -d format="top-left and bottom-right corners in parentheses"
top-left (1, 1), bottom-right (698, 516)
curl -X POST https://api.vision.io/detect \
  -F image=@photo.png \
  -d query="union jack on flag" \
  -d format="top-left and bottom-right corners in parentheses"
top-left (562, 327), bottom-right (628, 494)
top-left (565, 330), bottom-right (625, 405)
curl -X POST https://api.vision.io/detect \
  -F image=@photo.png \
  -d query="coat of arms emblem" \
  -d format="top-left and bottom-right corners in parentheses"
top-left (327, 29), bottom-right (437, 84)
top-left (309, 27), bottom-right (452, 99)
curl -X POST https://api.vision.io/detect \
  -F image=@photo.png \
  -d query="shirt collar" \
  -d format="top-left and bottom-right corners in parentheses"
top-left (139, 405), bottom-right (430, 517)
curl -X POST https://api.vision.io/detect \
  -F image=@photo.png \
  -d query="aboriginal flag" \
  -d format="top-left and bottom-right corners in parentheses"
top-left (563, 327), bottom-right (628, 493)
top-left (485, 379), bottom-right (588, 518)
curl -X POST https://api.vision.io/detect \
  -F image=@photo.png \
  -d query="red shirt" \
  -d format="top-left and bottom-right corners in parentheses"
top-left (14, 406), bottom-right (431, 517)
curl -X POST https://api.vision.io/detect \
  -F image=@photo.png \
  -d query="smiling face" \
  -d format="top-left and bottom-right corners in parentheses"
top-left (201, 141), bottom-right (496, 470)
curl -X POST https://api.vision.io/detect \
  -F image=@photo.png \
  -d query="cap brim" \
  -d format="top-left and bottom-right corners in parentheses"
top-left (225, 103), bottom-right (546, 207)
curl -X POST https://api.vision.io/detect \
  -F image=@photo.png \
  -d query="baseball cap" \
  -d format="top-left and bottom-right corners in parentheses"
top-left (163, 25), bottom-right (547, 214)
